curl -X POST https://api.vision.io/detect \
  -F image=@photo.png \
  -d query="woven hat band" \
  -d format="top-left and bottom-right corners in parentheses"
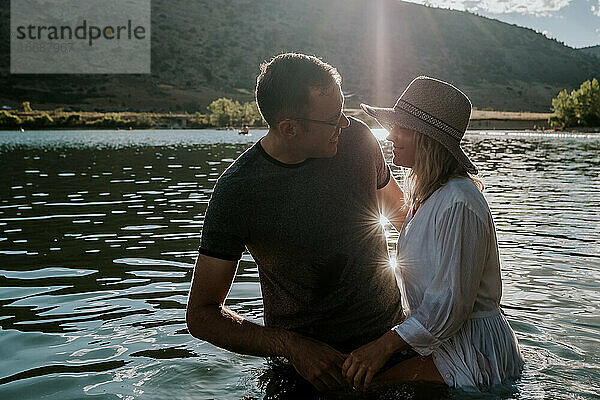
top-left (395, 99), bottom-right (463, 141)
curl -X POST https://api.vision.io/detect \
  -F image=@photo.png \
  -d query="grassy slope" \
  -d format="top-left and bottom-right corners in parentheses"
top-left (0, 0), bottom-right (598, 112)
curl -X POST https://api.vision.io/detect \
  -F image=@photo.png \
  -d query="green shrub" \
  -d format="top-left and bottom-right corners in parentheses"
top-left (33, 113), bottom-right (54, 127)
top-left (86, 114), bottom-right (135, 128)
top-left (189, 112), bottom-right (211, 128)
top-left (0, 110), bottom-right (23, 128)
top-left (66, 113), bottom-right (83, 125)
top-left (55, 113), bottom-right (84, 127)
top-left (133, 115), bottom-right (153, 128)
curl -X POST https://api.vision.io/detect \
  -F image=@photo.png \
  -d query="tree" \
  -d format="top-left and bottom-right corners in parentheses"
top-left (550, 78), bottom-right (600, 128)
top-left (550, 89), bottom-right (576, 128)
top-left (573, 78), bottom-right (600, 126)
top-left (207, 98), bottom-right (239, 127)
top-left (22, 101), bottom-right (32, 112)
top-left (241, 101), bottom-right (263, 126)
top-left (206, 98), bottom-right (264, 127)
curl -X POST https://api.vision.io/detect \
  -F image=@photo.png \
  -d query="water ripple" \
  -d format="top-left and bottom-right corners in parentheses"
top-left (0, 360), bottom-right (128, 385)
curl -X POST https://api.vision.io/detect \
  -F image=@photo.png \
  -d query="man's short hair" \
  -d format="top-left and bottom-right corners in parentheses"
top-left (255, 53), bottom-right (342, 128)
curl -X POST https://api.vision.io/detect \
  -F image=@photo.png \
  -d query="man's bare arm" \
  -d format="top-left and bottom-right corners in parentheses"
top-left (377, 174), bottom-right (407, 231)
top-left (185, 254), bottom-right (289, 355)
top-left (186, 254), bottom-right (348, 391)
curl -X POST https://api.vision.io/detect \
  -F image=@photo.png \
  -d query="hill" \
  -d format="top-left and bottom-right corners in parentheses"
top-left (579, 45), bottom-right (600, 58)
top-left (1, 0), bottom-right (599, 113)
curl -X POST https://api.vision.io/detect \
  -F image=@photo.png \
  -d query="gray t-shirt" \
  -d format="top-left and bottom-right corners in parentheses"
top-left (199, 117), bottom-right (403, 351)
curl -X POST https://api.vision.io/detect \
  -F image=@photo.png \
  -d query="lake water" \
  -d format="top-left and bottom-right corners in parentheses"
top-left (0, 129), bottom-right (598, 399)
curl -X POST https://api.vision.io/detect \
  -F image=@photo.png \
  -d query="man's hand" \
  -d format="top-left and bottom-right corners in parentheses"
top-left (342, 330), bottom-right (407, 390)
top-left (285, 333), bottom-right (348, 392)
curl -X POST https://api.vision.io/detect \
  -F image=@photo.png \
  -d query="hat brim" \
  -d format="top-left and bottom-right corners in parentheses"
top-left (360, 104), bottom-right (397, 131)
top-left (360, 103), bottom-right (478, 175)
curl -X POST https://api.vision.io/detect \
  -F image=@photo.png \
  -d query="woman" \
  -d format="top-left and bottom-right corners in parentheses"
top-left (342, 76), bottom-right (524, 391)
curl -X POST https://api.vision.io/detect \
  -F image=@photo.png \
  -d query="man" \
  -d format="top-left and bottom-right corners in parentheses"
top-left (186, 53), bottom-right (406, 393)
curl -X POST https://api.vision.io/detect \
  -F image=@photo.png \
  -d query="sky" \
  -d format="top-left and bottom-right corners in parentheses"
top-left (403, 0), bottom-right (600, 48)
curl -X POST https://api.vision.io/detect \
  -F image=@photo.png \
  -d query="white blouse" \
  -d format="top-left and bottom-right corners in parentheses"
top-left (394, 177), bottom-right (523, 390)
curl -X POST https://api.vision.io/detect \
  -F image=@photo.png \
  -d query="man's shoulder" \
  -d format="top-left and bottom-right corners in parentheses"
top-left (344, 116), bottom-right (372, 136)
top-left (213, 143), bottom-right (261, 193)
top-left (339, 117), bottom-right (378, 148)
top-left (219, 143), bottom-right (261, 180)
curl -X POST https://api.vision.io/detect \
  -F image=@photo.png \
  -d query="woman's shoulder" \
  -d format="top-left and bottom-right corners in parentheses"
top-left (430, 177), bottom-right (491, 221)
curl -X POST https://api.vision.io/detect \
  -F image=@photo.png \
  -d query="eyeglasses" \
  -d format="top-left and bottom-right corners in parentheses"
top-left (289, 111), bottom-right (346, 127)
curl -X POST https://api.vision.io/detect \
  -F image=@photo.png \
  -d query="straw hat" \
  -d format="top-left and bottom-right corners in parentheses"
top-left (361, 76), bottom-right (478, 175)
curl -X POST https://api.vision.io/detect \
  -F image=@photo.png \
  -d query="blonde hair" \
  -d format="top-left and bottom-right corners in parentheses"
top-left (404, 131), bottom-right (482, 211)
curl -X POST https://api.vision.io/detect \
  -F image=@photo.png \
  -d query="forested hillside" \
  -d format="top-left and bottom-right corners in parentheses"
top-left (0, 0), bottom-right (598, 112)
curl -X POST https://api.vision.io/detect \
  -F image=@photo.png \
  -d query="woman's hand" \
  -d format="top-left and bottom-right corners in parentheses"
top-left (342, 330), bottom-right (407, 390)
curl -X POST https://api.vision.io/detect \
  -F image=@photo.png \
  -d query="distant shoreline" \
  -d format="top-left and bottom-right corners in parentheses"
top-left (0, 110), bottom-right (211, 130)
top-left (348, 109), bottom-right (556, 131)
top-left (1, 109), bottom-right (593, 132)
